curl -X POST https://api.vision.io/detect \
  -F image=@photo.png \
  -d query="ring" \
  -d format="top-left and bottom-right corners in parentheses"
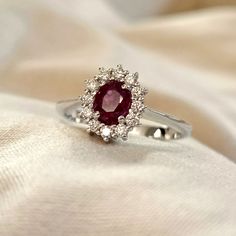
top-left (56, 65), bottom-right (192, 142)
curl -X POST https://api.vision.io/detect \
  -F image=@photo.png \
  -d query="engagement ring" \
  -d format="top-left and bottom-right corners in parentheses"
top-left (56, 65), bottom-right (192, 142)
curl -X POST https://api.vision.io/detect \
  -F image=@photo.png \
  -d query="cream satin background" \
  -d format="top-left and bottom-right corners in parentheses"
top-left (0, 0), bottom-right (236, 236)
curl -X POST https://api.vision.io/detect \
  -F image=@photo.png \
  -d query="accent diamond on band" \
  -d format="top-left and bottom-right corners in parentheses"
top-left (56, 65), bottom-right (192, 142)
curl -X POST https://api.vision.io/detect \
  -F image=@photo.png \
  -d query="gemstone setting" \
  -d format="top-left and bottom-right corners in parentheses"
top-left (79, 65), bottom-right (147, 142)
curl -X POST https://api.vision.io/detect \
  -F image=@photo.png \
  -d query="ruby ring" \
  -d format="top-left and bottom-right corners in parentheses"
top-left (56, 65), bottom-right (192, 142)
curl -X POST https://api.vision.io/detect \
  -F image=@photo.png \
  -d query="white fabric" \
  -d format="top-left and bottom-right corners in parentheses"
top-left (0, 1), bottom-right (236, 235)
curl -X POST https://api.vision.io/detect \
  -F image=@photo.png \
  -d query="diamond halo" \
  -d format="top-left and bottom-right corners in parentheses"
top-left (79, 65), bottom-right (148, 142)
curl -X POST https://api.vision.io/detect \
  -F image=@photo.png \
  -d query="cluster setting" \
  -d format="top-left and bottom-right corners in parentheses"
top-left (78, 65), bottom-right (148, 142)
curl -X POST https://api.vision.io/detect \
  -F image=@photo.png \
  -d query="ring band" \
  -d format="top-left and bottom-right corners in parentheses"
top-left (56, 99), bottom-right (191, 140)
top-left (56, 65), bottom-right (192, 142)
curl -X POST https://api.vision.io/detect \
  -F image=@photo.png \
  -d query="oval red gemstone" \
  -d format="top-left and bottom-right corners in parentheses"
top-left (93, 80), bottom-right (132, 125)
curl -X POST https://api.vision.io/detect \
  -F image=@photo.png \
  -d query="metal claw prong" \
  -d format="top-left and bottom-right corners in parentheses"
top-left (118, 116), bottom-right (125, 124)
top-left (117, 64), bottom-right (123, 70)
top-left (94, 111), bottom-right (100, 119)
top-left (134, 72), bottom-right (139, 79)
top-left (103, 137), bottom-right (110, 142)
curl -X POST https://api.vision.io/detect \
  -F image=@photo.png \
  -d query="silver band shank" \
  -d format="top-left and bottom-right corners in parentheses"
top-left (56, 99), bottom-right (192, 140)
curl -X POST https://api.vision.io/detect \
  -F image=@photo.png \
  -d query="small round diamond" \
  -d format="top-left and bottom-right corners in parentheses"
top-left (101, 126), bottom-right (111, 141)
top-left (101, 126), bottom-right (111, 136)
top-left (126, 113), bottom-right (140, 126)
top-left (131, 101), bottom-right (145, 113)
top-left (81, 107), bottom-right (92, 119)
top-left (88, 120), bottom-right (100, 132)
top-left (80, 94), bottom-right (94, 105)
top-left (87, 81), bottom-right (98, 91)
top-left (125, 73), bottom-right (138, 85)
top-left (116, 124), bottom-right (127, 136)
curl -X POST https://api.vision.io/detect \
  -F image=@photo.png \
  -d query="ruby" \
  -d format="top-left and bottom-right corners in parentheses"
top-left (93, 80), bottom-right (132, 125)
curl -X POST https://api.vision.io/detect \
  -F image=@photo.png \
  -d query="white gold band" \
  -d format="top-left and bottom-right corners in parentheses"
top-left (56, 99), bottom-right (192, 141)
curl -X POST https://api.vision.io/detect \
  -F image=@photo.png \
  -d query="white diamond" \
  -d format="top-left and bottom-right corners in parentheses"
top-left (132, 101), bottom-right (145, 112)
top-left (99, 67), bottom-right (112, 77)
top-left (80, 94), bottom-right (93, 105)
top-left (125, 74), bottom-right (135, 84)
top-left (112, 65), bottom-right (128, 80)
top-left (89, 120), bottom-right (100, 132)
top-left (87, 80), bottom-right (98, 91)
top-left (82, 107), bottom-right (92, 118)
top-left (132, 87), bottom-right (142, 95)
top-left (96, 74), bottom-right (110, 84)
top-left (101, 126), bottom-right (111, 137)
top-left (116, 124), bottom-right (127, 136)
top-left (126, 76), bottom-right (134, 84)
top-left (126, 113), bottom-right (139, 126)
top-left (126, 118), bottom-right (139, 126)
